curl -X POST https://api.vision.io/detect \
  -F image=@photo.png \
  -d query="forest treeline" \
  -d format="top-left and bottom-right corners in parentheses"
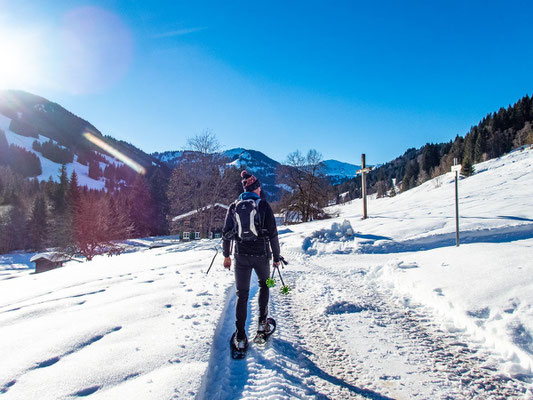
top-left (336, 94), bottom-right (533, 200)
top-left (0, 163), bottom-right (170, 259)
top-left (1, 93), bottom-right (532, 257)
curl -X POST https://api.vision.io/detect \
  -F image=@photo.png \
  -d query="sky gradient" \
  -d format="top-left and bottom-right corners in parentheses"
top-left (1, 0), bottom-right (532, 164)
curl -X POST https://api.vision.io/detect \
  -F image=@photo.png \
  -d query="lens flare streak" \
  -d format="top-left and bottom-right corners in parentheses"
top-left (83, 132), bottom-right (146, 175)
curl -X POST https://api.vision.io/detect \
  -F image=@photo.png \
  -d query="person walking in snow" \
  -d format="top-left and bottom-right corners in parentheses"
top-left (222, 170), bottom-right (281, 355)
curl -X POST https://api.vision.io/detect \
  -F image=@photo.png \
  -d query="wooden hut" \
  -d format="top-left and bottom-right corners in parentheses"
top-left (30, 252), bottom-right (71, 274)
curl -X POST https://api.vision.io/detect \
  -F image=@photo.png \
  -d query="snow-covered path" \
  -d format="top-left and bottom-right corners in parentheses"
top-left (198, 264), bottom-right (395, 400)
top-left (198, 249), bottom-right (529, 399)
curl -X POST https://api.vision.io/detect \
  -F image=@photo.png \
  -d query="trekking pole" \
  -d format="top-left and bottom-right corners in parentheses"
top-left (205, 238), bottom-right (223, 275)
top-left (266, 256), bottom-right (290, 294)
top-left (275, 265), bottom-right (286, 287)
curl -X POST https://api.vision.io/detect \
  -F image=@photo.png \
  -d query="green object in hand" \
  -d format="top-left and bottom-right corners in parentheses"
top-left (280, 285), bottom-right (291, 295)
top-left (266, 278), bottom-right (276, 288)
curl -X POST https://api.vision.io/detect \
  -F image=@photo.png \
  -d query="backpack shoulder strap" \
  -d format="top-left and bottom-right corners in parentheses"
top-left (256, 199), bottom-right (268, 233)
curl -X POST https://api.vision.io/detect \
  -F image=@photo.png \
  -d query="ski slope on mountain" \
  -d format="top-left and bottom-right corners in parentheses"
top-left (0, 148), bottom-right (532, 399)
top-left (0, 113), bottom-right (114, 190)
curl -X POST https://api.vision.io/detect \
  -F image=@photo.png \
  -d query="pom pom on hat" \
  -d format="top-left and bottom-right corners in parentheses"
top-left (241, 170), bottom-right (260, 192)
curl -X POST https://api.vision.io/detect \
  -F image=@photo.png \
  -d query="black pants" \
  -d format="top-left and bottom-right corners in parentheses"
top-left (234, 254), bottom-right (270, 339)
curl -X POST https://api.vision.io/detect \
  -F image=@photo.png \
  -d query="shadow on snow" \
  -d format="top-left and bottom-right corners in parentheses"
top-left (359, 223), bottom-right (533, 254)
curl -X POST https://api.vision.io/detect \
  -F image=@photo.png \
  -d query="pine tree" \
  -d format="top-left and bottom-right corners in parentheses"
top-left (51, 166), bottom-right (69, 213)
top-left (376, 169), bottom-right (387, 198)
top-left (88, 160), bottom-right (102, 180)
top-left (49, 166), bottom-right (73, 248)
top-left (463, 132), bottom-right (475, 163)
top-left (4, 198), bottom-right (27, 252)
top-left (67, 170), bottom-right (81, 210)
top-left (0, 130), bottom-right (9, 165)
top-left (108, 194), bottom-right (133, 241)
top-left (474, 131), bottom-right (485, 162)
top-left (28, 195), bottom-right (48, 250)
top-left (129, 175), bottom-right (155, 237)
top-left (147, 168), bottom-right (170, 235)
top-left (462, 157), bottom-right (475, 177)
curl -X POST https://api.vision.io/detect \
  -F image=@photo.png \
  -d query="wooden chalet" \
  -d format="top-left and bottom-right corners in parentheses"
top-left (171, 203), bottom-right (229, 240)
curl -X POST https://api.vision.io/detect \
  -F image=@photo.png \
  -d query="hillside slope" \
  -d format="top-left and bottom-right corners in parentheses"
top-left (0, 90), bottom-right (165, 189)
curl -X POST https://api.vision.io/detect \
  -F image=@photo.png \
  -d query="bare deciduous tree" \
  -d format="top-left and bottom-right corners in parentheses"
top-left (278, 149), bottom-right (331, 223)
top-left (168, 132), bottom-right (240, 235)
top-left (186, 129), bottom-right (221, 154)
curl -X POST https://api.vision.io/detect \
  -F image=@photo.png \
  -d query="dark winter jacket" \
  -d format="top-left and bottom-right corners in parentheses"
top-left (222, 192), bottom-right (281, 262)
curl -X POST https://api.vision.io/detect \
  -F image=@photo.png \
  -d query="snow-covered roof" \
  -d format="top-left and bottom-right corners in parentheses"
top-left (172, 203), bottom-right (229, 222)
top-left (30, 252), bottom-right (71, 263)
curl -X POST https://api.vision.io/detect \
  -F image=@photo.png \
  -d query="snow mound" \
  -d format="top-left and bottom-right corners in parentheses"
top-left (302, 220), bottom-right (356, 255)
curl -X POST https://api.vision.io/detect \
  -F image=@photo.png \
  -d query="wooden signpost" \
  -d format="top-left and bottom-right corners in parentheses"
top-left (452, 158), bottom-right (461, 247)
top-left (357, 154), bottom-right (372, 220)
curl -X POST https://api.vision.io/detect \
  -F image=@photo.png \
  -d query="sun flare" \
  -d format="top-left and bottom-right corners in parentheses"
top-left (0, 27), bottom-right (39, 89)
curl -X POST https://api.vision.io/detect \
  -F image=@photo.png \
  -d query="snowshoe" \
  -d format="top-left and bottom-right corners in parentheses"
top-left (253, 317), bottom-right (276, 345)
top-left (230, 332), bottom-right (248, 360)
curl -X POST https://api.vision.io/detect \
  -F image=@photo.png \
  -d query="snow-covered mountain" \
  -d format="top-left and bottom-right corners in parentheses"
top-left (0, 90), bottom-right (166, 190)
top-left (154, 148), bottom-right (286, 199)
top-left (0, 113), bottom-right (105, 190)
top-left (154, 149), bottom-right (361, 200)
top-left (1, 149), bottom-right (532, 398)
top-left (322, 159), bottom-right (361, 183)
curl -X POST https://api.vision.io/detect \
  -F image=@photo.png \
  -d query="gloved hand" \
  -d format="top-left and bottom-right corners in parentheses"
top-left (223, 257), bottom-right (232, 270)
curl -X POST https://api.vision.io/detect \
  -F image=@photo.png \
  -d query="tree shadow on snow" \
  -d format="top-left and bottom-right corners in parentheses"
top-left (359, 223), bottom-right (533, 254)
top-left (353, 233), bottom-right (392, 241)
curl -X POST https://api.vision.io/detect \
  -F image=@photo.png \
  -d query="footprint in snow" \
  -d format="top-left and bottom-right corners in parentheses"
top-left (0, 379), bottom-right (16, 394)
top-left (324, 301), bottom-right (372, 315)
top-left (32, 356), bottom-right (61, 369)
top-left (466, 307), bottom-right (490, 319)
top-left (72, 386), bottom-right (101, 397)
top-left (397, 262), bottom-right (419, 269)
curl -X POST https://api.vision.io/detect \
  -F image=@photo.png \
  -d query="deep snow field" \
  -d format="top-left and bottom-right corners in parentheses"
top-left (1, 148), bottom-right (532, 399)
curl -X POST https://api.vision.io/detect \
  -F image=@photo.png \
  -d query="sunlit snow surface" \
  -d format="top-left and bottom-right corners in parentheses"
top-left (0, 240), bottom-right (234, 399)
top-left (1, 149), bottom-right (533, 399)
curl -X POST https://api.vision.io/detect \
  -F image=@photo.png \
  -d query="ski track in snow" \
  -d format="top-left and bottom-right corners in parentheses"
top-left (199, 250), bottom-right (530, 399)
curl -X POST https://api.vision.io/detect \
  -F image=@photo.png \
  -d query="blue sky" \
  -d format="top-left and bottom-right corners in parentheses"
top-left (1, 0), bottom-right (532, 164)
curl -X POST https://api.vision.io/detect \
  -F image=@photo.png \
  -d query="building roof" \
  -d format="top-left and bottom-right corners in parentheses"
top-left (172, 203), bottom-right (230, 222)
top-left (30, 252), bottom-right (71, 263)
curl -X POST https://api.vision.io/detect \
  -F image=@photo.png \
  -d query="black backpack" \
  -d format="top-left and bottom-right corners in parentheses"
top-left (232, 198), bottom-right (263, 242)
